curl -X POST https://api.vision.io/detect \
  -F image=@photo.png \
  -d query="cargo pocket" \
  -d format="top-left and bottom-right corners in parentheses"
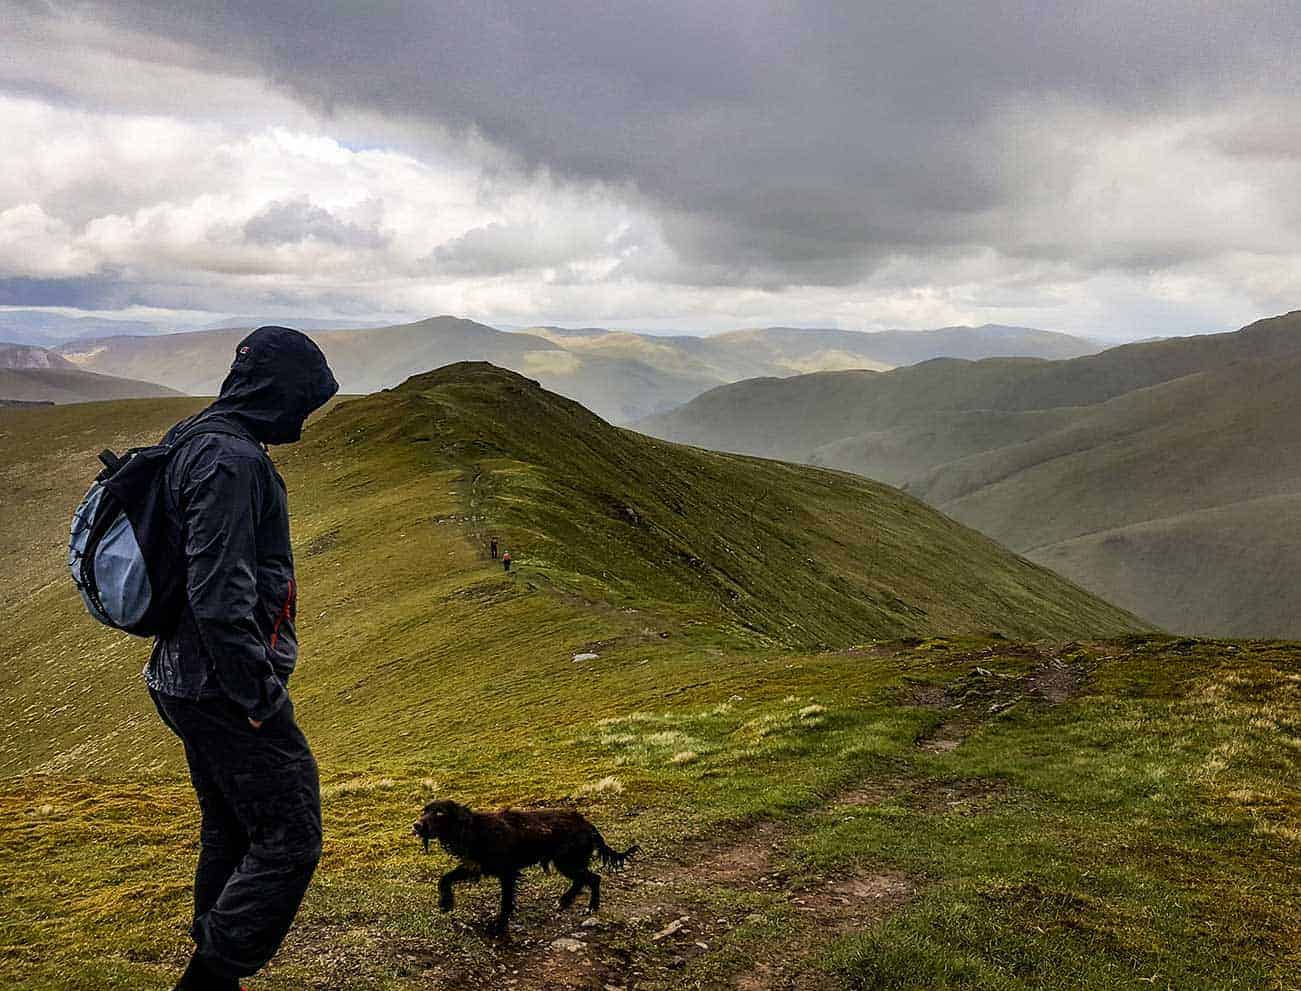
top-left (232, 754), bottom-right (322, 863)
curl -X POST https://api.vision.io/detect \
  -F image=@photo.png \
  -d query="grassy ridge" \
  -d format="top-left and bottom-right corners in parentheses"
top-left (3, 365), bottom-right (1294, 989)
top-left (0, 366), bottom-right (182, 404)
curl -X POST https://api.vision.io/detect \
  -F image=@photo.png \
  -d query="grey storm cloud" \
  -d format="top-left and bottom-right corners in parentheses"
top-left (0, 272), bottom-right (139, 310)
top-left (243, 197), bottom-right (386, 249)
top-left (428, 222), bottom-right (565, 277)
top-left (53, 0), bottom-right (1301, 285)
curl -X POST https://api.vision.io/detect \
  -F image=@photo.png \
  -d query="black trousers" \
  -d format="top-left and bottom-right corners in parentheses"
top-left (151, 689), bottom-right (323, 979)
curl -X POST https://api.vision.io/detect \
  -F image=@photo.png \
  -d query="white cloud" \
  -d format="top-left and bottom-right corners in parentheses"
top-left (0, 203), bottom-right (90, 277)
top-left (0, 92), bottom-right (668, 293)
top-left (0, 8), bottom-right (1298, 340)
top-left (988, 99), bottom-right (1301, 268)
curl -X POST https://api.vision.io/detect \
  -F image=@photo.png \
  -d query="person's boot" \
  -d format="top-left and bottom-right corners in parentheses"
top-left (174, 950), bottom-right (241, 991)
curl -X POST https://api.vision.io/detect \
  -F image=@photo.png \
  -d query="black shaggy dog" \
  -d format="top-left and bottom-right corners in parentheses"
top-left (413, 799), bottom-right (640, 933)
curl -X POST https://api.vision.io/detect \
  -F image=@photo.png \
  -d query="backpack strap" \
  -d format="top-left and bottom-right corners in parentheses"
top-left (96, 421), bottom-right (261, 485)
top-left (98, 449), bottom-right (125, 473)
top-left (168, 419), bottom-right (258, 452)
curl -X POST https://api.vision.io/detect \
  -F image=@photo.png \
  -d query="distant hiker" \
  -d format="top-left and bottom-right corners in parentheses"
top-left (148, 327), bottom-right (337, 990)
top-left (490, 536), bottom-right (498, 559)
top-left (502, 550), bottom-right (512, 572)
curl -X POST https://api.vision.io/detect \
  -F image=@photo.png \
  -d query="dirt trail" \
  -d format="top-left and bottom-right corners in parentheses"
top-left (429, 813), bottom-right (914, 991)
top-left (426, 657), bottom-right (1092, 990)
top-left (428, 772), bottom-right (983, 991)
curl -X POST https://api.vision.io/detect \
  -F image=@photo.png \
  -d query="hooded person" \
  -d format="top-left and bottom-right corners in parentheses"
top-left (146, 326), bottom-right (338, 991)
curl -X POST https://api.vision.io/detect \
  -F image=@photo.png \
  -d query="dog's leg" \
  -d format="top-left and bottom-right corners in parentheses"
top-left (553, 852), bottom-right (587, 910)
top-left (558, 876), bottom-right (585, 909)
top-left (583, 871), bottom-right (601, 913)
top-left (438, 865), bottom-right (477, 913)
top-left (493, 871), bottom-right (519, 935)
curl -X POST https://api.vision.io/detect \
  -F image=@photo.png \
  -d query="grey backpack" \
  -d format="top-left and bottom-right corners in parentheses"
top-left (68, 423), bottom-right (238, 636)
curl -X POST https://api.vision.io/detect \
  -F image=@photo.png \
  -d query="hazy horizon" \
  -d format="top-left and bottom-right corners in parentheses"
top-left (0, 303), bottom-right (1267, 346)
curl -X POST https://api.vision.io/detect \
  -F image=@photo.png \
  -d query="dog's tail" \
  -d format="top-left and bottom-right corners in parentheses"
top-left (595, 833), bottom-right (641, 871)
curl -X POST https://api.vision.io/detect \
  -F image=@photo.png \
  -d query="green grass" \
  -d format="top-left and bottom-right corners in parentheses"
top-left (0, 365), bottom-right (1293, 989)
top-left (1, 640), bottom-right (1297, 989)
top-left (806, 641), bottom-right (1301, 990)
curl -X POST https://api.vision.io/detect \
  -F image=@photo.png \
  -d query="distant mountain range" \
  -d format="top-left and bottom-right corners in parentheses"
top-left (520, 322), bottom-right (1099, 380)
top-left (51, 317), bottom-right (1101, 423)
top-left (640, 311), bottom-right (1301, 637)
top-left (0, 311), bottom-right (166, 347)
top-left (0, 343), bottom-right (182, 404)
top-left (54, 316), bottom-right (713, 423)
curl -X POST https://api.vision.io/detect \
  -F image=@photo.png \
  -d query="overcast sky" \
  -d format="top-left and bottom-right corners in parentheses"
top-left (1, 0), bottom-right (1299, 337)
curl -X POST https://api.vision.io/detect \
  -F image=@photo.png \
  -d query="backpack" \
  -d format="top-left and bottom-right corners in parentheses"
top-left (68, 422), bottom-right (242, 637)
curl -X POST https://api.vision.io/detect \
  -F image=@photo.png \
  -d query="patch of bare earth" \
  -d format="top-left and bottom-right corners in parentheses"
top-left (903, 679), bottom-right (977, 753)
top-left (428, 822), bottom-right (777, 990)
top-left (833, 777), bottom-right (1008, 817)
top-left (1026, 657), bottom-right (1086, 703)
top-left (425, 812), bottom-right (916, 991)
top-left (731, 871), bottom-right (915, 991)
top-left (910, 654), bottom-right (1092, 754)
top-left (917, 719), bottom-right (970, 753)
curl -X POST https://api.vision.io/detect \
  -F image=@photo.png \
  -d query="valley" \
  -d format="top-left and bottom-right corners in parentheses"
top-left (642, 312), bottom-right (1301, 637)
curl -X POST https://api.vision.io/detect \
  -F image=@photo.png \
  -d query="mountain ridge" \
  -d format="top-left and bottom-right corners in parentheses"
top-left (57, 316), bottom-right (1104, 425)
top-left (639, 311), bottom-right (1301, 635)
top-left (7, 365), bottom-right (1299, 991)
top-left (0, 364), bottom-right (184, 404)
top-left (0, 361), bottom-right (1145, 773)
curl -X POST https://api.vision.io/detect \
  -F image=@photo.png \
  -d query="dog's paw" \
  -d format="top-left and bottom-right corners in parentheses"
top-left (438, 897), bottom-right (454, 913)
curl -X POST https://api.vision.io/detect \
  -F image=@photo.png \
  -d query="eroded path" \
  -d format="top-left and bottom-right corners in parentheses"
top-left (427, 815), bottom-right (917, 991)
top-left (412, 652), bottom-right (1091, 991)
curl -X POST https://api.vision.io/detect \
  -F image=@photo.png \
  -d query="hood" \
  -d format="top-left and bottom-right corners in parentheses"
top-left (205, 326), bottom-right (339, 445)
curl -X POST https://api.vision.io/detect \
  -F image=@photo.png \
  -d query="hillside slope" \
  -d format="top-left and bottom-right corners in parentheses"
top-left (640, 312), bottom-right (1301, 635)
top-left (0, 343), bottom-right (78, 370)
top-left (0, 364), bottom-right (1142, 776)
top-left (3, 370), bottom-right (1297, 991)
top-left (0, 365), bottom-right (184, 404)
top-left (913, 352), bottom-right (1301, 635)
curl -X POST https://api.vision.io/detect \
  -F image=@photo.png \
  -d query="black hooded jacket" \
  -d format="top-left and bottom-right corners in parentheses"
top-left (145, 327), bottom-right (338, 721)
